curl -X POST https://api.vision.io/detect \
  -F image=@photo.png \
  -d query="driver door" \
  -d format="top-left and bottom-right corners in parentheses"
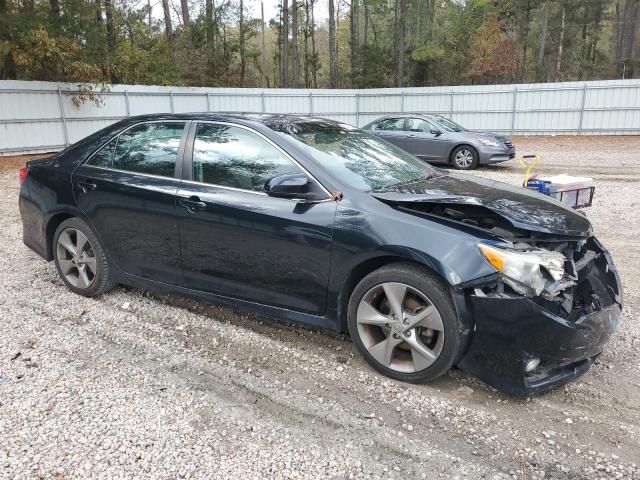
top-left (404, 118), bottom-right (450, 163)
top-left (176, 122), bottom-right (336, 314)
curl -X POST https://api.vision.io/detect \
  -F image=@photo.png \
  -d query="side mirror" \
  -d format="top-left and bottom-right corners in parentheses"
top-left (264, 174), bottom-right (311, 199)
top-left (430, 127), bottom-right (442, 136)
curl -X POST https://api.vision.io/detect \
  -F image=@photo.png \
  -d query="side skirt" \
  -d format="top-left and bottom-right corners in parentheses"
top-left (113, 270), bottom-right (339, 333)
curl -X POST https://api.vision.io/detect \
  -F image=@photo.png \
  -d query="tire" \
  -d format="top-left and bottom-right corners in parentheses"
top-left (53, 217), bottom-right (116, 297)
top-left (347, 263), bottom-right (461, 383)
top-left (451, 145), bottom-right (479, 170)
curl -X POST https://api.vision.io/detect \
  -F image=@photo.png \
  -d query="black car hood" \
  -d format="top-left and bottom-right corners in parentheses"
top-left (371, 173), bottom-right (592, 237)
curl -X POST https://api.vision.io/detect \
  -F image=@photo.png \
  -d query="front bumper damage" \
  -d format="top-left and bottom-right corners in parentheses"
top-left (456, 237), bottom-right (622, 396)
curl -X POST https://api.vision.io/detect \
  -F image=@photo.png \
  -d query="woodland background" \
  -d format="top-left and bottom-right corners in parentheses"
top-left (0, 0), bottom-right (638, 91)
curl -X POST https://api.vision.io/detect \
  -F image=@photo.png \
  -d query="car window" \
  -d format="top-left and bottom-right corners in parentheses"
top-left (406, 118), bottom-right (432, 133)
top-left (274, 120), bottom-right (437, 191)
top-left (87, 138), bottom-right (117, 167)
top-left (373, 118), bottom-right (404, 131)
top-left (192, 123), bottom-right (303, 192)
top-left (106, 122), bottom-right (186, 177)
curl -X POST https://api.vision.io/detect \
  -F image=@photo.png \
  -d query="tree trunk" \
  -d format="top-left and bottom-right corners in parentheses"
top-left (328, 0), bottom-right (337, 88)
top-left (281, 0), bottom-right (289, 87)
top-left (104, 0), bottom-right (116, 53)
top-left (96, 0), bottom-right (103, 28)
top-left (519, 0), bottom-right (531, 82)
top-left (49, 0), bottom-right (61, 27)
top-left (311, 0), bottom-right (317, 88)
top-left (395, 0), bottom-right (405, 87)
top-left (240, 0), bottom-right (245, 86)
top-left (617, 0), bottom-right (640, 78)
top-left (206, 0), bottom-right (215, 68)
top-left (537, 0), bottom-right (550, 81)
top-left (304, 0), bottom-right (310, 87)
top-left (291, 0), bottom-right (299, 87)
top-left (591, 3), bottom-right (602, 64)
top-left (350, 0), bottom-right (358, 86)
top-left (162, 0), bottom-right (173, 40)
top-left (180, 0), bottom-right (190, 35)
top-left (555, 1), bottom-right (566, 81)
top-left (262, 1), bottom-right (267, 87)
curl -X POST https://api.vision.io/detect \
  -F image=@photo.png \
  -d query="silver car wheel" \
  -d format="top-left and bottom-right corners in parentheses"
top-left (356, 282), bottom-right (445, 373)
top-left (56, 227), bottom-right (97, 289)
top-left (454, 149), bottom-right (474, 168)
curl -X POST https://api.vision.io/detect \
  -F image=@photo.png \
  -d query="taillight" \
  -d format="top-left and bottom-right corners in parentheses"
top-left (19, 167), bottom-right (28, 186)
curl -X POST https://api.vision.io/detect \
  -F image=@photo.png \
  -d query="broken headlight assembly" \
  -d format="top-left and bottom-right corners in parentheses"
top-left (478, 243), bottom-right (571, 297)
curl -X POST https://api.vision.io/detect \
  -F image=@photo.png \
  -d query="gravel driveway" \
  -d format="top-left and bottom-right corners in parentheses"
top-left (1, 136), bottom-right (639, 479)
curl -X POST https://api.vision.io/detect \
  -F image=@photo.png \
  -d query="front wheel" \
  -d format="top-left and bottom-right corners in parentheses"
top-left (451, 145), bottom-right (479, 170)
top-left (347, 263), bottom-right (461, 383)
top-left (53, 217), bottom-right (116, 297)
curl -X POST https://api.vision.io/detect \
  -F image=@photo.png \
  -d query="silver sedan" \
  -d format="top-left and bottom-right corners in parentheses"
top-left (362, 114), bottom-right (516, 170)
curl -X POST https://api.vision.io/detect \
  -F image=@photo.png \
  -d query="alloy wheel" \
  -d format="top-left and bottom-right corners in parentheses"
top-left (454, 149), bottom-right (474, 168)
top-left (56, 227), bottom-right (97, 289)
top-left (356, 282), bottom-right (445, 373)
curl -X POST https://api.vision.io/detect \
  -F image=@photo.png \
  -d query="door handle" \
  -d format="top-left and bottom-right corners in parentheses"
top-left (178, 196), bottom-right (207, 213)
top-left (77, 180), bottom-right (97, 192)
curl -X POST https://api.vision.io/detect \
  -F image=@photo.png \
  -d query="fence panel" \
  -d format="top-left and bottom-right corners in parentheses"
top-left (1, 79), bottom-right (639, 156)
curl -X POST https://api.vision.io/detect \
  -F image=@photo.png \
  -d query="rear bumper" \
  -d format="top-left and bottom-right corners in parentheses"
top-left (456, 238), bottom-right (622, 396)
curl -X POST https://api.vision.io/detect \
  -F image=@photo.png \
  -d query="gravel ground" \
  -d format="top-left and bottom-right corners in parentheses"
top-left (1, 136), bottom-right (639, 479)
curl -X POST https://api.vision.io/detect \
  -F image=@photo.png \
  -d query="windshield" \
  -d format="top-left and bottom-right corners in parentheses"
top-left (268, 120), bottom-right (436, 191)
top-left (431, 115), bottom-right (465, 133)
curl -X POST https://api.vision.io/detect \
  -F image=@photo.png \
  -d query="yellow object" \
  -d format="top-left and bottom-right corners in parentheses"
top-left (479, 244), bottom-right (505, 272)
top-left (519, 154), bottom-right (541, 186)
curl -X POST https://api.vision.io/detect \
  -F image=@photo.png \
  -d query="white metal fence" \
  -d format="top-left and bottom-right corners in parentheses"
top-left (1, 79), bottom-right (639, 156)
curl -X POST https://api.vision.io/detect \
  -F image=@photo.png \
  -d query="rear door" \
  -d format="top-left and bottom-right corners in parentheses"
top-left (73, 121), bottom-right (188, 284)
top-left (404, 118), bottom-right (450, 163)
top-left (176, 121), bottom-right (336, 314)
top-left (369, 117), bottom-right (407, 149)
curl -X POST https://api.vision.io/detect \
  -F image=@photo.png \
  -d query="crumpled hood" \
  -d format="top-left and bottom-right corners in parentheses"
top-left (371, 172), bottom-right (592, 237)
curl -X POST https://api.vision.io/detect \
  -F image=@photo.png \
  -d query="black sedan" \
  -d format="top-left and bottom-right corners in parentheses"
top-left (19, 114), bottom-right (622, 395)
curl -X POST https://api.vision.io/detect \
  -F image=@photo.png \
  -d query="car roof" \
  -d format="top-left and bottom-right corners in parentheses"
top-left (118, 112), bottom-right (341, 127)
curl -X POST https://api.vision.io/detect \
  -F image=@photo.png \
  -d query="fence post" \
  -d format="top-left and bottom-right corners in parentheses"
top-left (309, 91), bottom-right (313, 116)
top-left (578, 84), bottom-right (587, 135)
top-left (449, 90), bottom-right (454, 118)
top-left (400, 90), bottom-right (405, 113)
top-left (57, 87), bottom-right (69, 147)
top-left (124, 90), bottom-right (131, 116)
top-left (511, 87), bottom-right (518, 134)
top-left (355, 92), bottom-right (360, 126)
top-left (169, 91), bottom-right (174, 113)
top-left (261, 91), bottom-right (266, 113)
top-left (206, 93), bottom-right (211, 112)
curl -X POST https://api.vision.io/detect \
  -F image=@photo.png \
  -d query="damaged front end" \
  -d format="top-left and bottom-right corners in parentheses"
top-left (376, 193), bottom-right (622, 395)
top-left (458, 235), bottom-right (622, 396)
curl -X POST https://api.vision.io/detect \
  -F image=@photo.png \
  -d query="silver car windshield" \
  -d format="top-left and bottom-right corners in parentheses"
top-left (431, 115), bottom-right (465, 133)
top-left (272, 120), bottom-right (437, 191)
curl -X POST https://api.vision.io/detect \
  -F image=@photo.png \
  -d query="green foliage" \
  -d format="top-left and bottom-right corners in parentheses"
top-left (0, 0), bottom-right (636, 89)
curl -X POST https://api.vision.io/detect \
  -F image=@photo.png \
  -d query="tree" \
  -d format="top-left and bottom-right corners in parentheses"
top-left (162, 0), bottom-right (173, 40)
top-left (292, 0), bottom-right (299, 87)
top-left (328, 0), bottom-right (337, 87)
top-left (469, 14), bottom-right (517, 84)
top-left (616, 0), bottom-right (640, 78)
top-left (281, 0), bottom-right (289, 87)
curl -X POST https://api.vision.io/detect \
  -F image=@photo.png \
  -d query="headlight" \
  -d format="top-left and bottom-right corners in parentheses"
top-left (478, 138), bottom-right (501, 148)
top-left (478, 244), bottom-right (566, 296)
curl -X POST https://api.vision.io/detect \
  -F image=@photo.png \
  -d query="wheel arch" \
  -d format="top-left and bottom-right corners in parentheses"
top-left (335, 254), bottom-right (451, 334)
top-left (44, 209), bottom-right (90, 261)
top-left (448, 143), bottom-right (478, 165)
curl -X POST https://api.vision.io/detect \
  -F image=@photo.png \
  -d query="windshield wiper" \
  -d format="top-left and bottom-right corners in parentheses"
top-left (375, 171), bottom-right (442, 191)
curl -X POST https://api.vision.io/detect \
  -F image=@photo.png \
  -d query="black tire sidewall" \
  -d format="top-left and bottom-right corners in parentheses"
top-left (347, 263), bottom-right (461, 383)
top-left (53, 217), bottom-right (113, 297)
top-left (451, 145), bottom-right (479, 170)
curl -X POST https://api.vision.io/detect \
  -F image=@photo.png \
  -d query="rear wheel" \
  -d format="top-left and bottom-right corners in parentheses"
top-left (451, 145), bottom-right (479, 170)
top-left (53, 217), bottom-right (116, 296)
top-left (347, 263), bottom-right (461, 383)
